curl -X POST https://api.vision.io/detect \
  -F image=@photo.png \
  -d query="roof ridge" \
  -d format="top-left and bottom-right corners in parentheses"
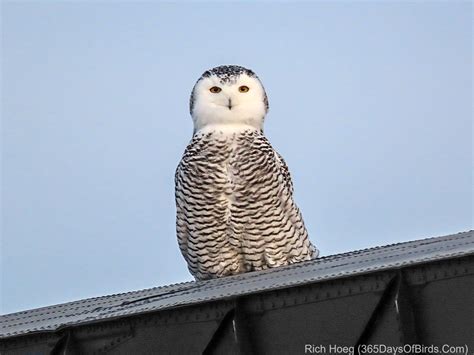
top-left (1, 230), bottom-right (472, 324)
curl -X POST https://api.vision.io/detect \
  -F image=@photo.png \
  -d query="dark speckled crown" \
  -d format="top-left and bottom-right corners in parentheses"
top-left (201, 65), bottom-right (257, 84)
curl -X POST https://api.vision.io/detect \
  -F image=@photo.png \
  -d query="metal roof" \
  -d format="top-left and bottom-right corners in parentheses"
top-left (1, 230), bottom-right (473, 339)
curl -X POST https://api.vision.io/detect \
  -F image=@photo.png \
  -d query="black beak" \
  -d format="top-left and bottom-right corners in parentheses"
top-left (227, 98), bottom-right (232, 110)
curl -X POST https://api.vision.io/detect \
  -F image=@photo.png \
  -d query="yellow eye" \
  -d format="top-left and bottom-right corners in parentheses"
top-left (209, 86), bottom-right (222, 93)
top-left (239, 85), bottom-right (250, 93)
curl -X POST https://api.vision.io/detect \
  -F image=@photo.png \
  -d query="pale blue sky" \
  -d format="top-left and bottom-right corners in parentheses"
top-left (1, 1), bottom-right (472, 314)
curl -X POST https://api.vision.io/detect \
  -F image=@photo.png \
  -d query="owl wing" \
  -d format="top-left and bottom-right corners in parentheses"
top-left (234, 135), bottom-right (318, 270)
top-left (274, 151), bottom-right (294, 195)
top-left (271, 150), bottom-right (319, 262)
top-left (175, 159), bottom-right (190, 266)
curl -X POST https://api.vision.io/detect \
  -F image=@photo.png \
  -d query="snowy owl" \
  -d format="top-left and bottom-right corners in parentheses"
top-left (175, 65), bottom-right (318, 280)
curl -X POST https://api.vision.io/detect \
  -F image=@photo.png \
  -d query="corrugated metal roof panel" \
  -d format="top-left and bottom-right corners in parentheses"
top-left (1, 230), bottom-right (472, 339)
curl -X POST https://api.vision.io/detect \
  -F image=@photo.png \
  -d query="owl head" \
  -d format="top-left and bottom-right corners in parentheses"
top-left (190, 65), bottom-right (269, 134)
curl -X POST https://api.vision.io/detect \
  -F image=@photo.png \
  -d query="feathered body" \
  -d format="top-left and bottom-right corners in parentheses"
top-left (176, 65), bottom-right (318, 280)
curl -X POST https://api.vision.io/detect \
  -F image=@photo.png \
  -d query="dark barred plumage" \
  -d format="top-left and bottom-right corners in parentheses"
top-left (175, 129), bottom-right (318, 280)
